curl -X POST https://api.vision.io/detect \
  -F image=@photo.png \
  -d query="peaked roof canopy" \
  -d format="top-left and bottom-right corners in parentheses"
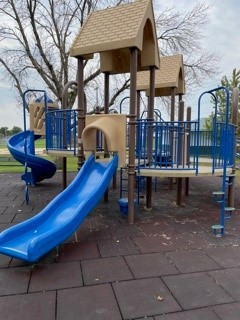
top-left (70, 0), bottom-right (160, 74)
top-left (137, 54), bottom-right (185, 96)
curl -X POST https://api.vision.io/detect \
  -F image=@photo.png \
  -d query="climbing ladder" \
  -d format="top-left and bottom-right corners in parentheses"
top-left (198, 86), bottom-right (235, 237)
top-left (212, 173), bottom-right (235, 236)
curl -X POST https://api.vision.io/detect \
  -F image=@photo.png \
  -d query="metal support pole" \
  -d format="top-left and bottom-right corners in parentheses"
top-left (228, 88), bottom-right (239, 207)
top-left (128, 48), bottom-right (138, 224)
top-left (77, 57), bottom-right (85, 170)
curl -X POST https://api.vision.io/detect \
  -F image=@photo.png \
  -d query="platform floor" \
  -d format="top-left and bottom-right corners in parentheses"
top-left (0, 171), bottom-right (240, 319)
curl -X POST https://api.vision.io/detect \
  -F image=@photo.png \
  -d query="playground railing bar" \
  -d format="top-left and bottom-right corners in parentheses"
top-left (136, 119), bottom-right (234, 173)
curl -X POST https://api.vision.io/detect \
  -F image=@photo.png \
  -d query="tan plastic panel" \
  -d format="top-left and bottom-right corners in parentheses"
top-left (83, 114), bottom-right (127, 167)
top-left (29, 101), bottom-right (58, 136)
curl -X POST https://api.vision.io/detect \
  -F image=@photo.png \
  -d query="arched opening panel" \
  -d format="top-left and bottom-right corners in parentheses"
top-left (82, 114), bottom-right (127, 167)
top-left (141, 18), bottom-right (157, 68)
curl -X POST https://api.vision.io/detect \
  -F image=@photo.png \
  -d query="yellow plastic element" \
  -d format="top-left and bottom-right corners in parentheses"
top-left (70, 0), bottom-right (160, 73)
top-left (137, 54), bottom-right (185, 96)
top-left (29, 100), bottom-right (58, 136)
top-left (82, 114), bottom-right (126, 167)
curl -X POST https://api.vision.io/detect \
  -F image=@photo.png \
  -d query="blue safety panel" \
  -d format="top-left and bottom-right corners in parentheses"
top-left (0, 154), bottom-right (118, 262)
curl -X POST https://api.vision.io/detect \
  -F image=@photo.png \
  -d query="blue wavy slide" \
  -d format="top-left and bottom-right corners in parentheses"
top-left (0, 154), bottom-right (118, 262)
top-left (7, 130), bottom-right (56, 185)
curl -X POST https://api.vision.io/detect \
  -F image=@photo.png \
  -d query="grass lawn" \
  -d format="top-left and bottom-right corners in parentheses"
top-left (0, 153), bottom-right (78, 174)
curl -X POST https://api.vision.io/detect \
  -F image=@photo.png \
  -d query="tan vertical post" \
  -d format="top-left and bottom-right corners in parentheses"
top-left (128, 48), bottom-right (138, 224)
top-left (185, 106), bottom-right (191, 196)
top-left (228, 88), bottom-right (239, 207)
top-left (77, 57), bottom-right (85, 170)
top-left (146, 66), bottom-right (155, 210)
top-left (176, 100), bottom-right (184, 205)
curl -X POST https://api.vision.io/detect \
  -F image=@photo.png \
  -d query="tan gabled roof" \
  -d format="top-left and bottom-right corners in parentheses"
top-left (70, 0), bottom-right (160, 73)
top-left (137, 54), bottom-right (185, 96)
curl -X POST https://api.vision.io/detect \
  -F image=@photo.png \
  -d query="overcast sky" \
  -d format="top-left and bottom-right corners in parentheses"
top-left (0, 0), bottom-right (240, 129)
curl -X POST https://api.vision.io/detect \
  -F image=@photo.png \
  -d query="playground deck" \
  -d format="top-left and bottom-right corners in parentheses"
top-left (0, 171), bottom-right (240, 319)
top-left (138, 166), bottom-right (232, 178)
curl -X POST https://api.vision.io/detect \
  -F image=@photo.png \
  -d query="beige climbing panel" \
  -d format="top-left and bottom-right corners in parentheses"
top-left (29, 100), bottom-right (58, 136)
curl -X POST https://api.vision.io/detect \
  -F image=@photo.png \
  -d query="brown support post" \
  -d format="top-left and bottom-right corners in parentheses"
top-left (61, 81), bottom-right (78, 189)
top-left (146, 66), bottom-right (155, 210)
top-left (169, 87), bottom-right (176, 190)
top-left (170, 88), bottom-right (176, 122)
top-left (77, 57), bottom-right (85, 170)
top-left (228, 88), bottom-right (239, 207)
top-left (104, 72), bottom-right (110, 114)
top-left (185, 106), bottom-right (192, 196)
top-left (104, 72), bottom-right (110, 200)
top-left (128, 48), bottom-right (138, 224)
top-left (137, 90), bottom-right (141, 120)
top-left (176, 100), bottom-right (184, 205)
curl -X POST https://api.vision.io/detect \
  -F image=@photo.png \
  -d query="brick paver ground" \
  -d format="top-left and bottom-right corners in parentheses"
top-left (0, 171), bottom-right (240, 319)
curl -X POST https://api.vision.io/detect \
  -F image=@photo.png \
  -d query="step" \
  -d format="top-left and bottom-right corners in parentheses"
top-left (224, 207), bottom-right (235, 219)
top-left (213, 191), bottom-right (225, 195)
top-left (213, 191), bottom-right (225, 203)
top-left (212, 224), bottom-right (224, 237)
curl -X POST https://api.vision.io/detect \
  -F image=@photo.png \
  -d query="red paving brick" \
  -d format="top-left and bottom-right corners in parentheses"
top-left (97, 237), bottom-right (139, 257)
top-left (138, 220), bottom-right (175, 236)
top-left (166, 249), bottom-right (222, 273)
top-left (205, 246), bottom-right (240, 268)
top-left (0, 253), bottom-right (11, 268)
top-left (154, 307), bottom-right (220, 320)
top-left (58, 241), bottom-right (100, 261)
top-left (208, 268), bottom-right (240, 300)
top-left (125, 252), bottom-right (179, 278)
top-left (0, 267), bottom-right (30, 296)
top-left (113, 277), bottom-right (181, 319)
top-left (1, 172), bottom-right (240, 319)
top-left (0, 291), bottom-right (56, 320)
top-left (133, 235), bottom-right (177, 253)
top-left (82, 256), bottom-right (133, 285)
top-left (162, 272), bottom-right (234, 310)
top-left (57, 284), bottom-right (122, 320)
top-left (213, 302), bottom-right (240, 320)
top-left (29, 261), bottom-right (83, 292)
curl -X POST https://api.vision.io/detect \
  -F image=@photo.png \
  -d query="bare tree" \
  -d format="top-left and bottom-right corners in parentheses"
top-left (156, 1), bottom-right (220, 88)
top-left (0, 0), bottom-right (219, 113)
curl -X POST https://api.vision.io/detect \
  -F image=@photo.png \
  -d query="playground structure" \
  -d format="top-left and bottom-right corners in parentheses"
top-left (0, 0), bottom-right (239, 262)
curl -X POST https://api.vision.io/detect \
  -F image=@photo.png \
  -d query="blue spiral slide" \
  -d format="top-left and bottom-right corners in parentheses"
top-left (7, 130), bottom-right (57, 185)
top-left (0, 154), bottom-right (118, 262)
